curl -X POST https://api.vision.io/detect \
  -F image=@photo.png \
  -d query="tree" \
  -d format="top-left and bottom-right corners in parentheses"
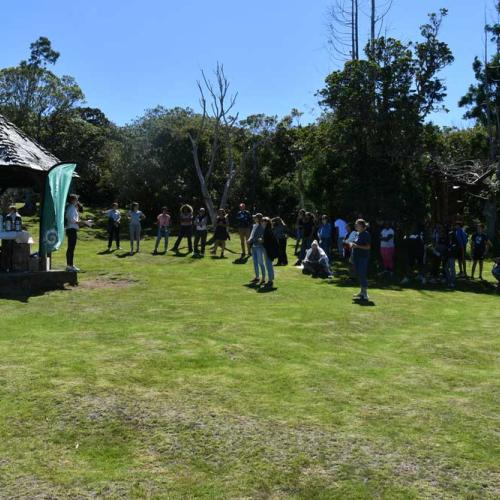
top-left (188, 64), bottom-right (239, 223)
top-left (319, 10), bottom-right (454, 221)
top-left (0, 37), bottom-right (84, 141)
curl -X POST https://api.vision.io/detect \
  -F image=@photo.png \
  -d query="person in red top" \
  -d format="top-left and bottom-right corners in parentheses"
top-left (153, 207), bottom-right (171, 254)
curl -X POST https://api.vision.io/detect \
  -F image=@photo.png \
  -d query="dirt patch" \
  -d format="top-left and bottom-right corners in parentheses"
top-left (75, 276), bottom-right (138, 290)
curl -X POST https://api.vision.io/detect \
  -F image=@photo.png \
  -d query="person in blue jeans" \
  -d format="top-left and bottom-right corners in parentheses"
top-left (262, 216), bottom-right (278, 288)
top-left (351, 219), bottom-right (371, 301)
top-left (247, 213), bottom-right (266, 285)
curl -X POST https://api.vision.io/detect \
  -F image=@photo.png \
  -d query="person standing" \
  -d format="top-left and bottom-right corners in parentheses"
top-left (296, 212), bottom-right (314, 265)
top-left (153, 207), bottom-right (171, 254)
top-left (172, 204), bottom-right (194, 253)
top-left (471, 223), bottom-right (491, 280)
top-left (211, 208), bottom-right (229, 258)
top-left (235, 203), bottom-right (252, 257)
top-left (262, 217), bottom-right (278, 288)
top-left (455, 222), bottom-right (468, 278)
top-left (444, 228), bottom-right (459, 289)
top-left (128, 202), bottom-right (145, 255)
top-left (102, 202), bottom-right (121, 251)
top-left (65, 194), bottom-right (81, 271)
top-left (334, 216), bottom-right (349, 258)
top-left (351, 219), bottom-right (371, 301)
top-left (379, 221), bottom-right (396, 276)
top-left (272, 217), bottom-right (288, 266)
top-left (248, 213), bottom-right (266, 285)
top-left (193, 207), bottom-right (209, 256)
top-left (318, 215), bottom-right (333, 261)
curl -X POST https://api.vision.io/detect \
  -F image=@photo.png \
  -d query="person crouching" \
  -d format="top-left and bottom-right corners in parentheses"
top-left (302, 240), bottom-right (332, 278)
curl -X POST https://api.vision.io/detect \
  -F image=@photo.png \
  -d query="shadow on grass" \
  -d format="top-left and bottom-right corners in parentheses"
top-left (116, 251), bottom-right (135, 259)
top-left (97, 249), bottom-right (118, 255)
top-left (352, 298), bottom-right (376, 307)
top-left (243, 283), bottom-right (278, 293)
top-left (233, 256), bottom-right (250, 265)
top-left (0, 286), bottom-right (72, 303)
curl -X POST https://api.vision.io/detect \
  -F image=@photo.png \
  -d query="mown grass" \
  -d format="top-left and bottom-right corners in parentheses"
top-left (0, 225), bottom-right (499, 498)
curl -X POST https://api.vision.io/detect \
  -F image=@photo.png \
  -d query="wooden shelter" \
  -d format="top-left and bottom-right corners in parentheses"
top-left (0, 113), bottom-right (77, 293)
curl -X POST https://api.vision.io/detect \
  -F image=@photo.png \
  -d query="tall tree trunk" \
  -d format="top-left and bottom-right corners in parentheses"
top-left (370, 0), bottom-right (376, 58)
top-left (189, 138), bottom-right (217, 224)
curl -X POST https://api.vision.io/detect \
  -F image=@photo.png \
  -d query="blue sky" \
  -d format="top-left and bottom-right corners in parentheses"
top-left (0, 0), bottom-right (491, 127)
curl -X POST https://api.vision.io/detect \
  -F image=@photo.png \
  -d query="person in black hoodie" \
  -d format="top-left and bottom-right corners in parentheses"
top-left (262, 217), bottom-right (278, 288)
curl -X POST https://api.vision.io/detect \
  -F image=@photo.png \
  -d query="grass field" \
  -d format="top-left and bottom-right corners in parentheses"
top-left (0, 225), bottom-right (499, 498)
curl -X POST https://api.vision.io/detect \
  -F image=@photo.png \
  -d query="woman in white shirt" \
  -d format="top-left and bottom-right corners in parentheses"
top-left (65, 194), bottom-right (81, 271)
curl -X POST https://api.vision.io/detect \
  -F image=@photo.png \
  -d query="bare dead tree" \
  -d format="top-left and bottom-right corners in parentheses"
top-left (327, 0), bottom-right (359, 61)
top-left (188, 63), bottom-right (239, 224)
top-left (328, 0), bottom-right (392, 61)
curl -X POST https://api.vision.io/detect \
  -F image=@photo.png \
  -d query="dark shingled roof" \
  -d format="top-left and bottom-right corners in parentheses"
top-left (0, 113), bottom-right (59, 188)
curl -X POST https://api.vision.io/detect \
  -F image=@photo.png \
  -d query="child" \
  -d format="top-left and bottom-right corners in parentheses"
top-left (248, 213), bottom-right (265, 285)
top-left (102, 202), bottom-right (121, 251)
top-left (211, 208), bottom-right (229, 258)
top-left (379, 221), bottom-right (395, 275)
top-left (153, 207), bottom-right (171, 254)
top-left (128, 202), bottom-right (145, 255)
top-left (317, 215), bottom-right (333, 261)
top-left (172, 204), bottom-right (194, 253)
top-left (470, 223), bottom-right (491, 280)
top-left (272, 217), bottom-right (288, 265)
top-left (193, 207), bottom-right (209, 256)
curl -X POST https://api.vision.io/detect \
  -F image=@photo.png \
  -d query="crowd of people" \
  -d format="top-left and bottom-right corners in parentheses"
top-left (64, 196), bottom-right (500, 300)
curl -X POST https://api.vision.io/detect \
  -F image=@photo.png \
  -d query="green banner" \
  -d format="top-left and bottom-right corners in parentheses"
top-left (41, 163), bottom-right (77, 254)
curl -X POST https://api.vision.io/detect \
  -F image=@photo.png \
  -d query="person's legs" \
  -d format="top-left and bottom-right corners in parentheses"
top-left (239, 229), bottom-right (246, 255)
top-left (294, 229), bottom-right (302, 256)
top-left (154, 227), bottom-right (162, 252)
top-left (220, 240), bottom-right (226, 257)
top-left (252, 246), bottom-right (265, 279)
top-left (479, 259), bottom-right (484, 279)
top-left (114, 225), bottom-right (120, 249)
top-left (471, 259), bottom-right (477, 278)
top-left (200, 230), bottom-right (207, 254)
top-left (320, 238), bottom-right (332, 261)
top-left (66, 229), bottom-right (77, 267)
top-left (265, 253), bottom-right (274, 282)
top-left (299, 238), bottom-right (311, 262)
top-left (337, 236), bottom-right (344, 258)
top-left (129, 225), bottom-right (135, 253)
top-left (245, 228), bottom-right (251, 255)
top-left (135, 225), bottom-right (141, 251)
top-left (107, 224), bottom-right (113, 249)
top-left (186, 227), bottom-right (193, 253)
top-left (354, 257), bottom-right (369, 298)
top-left (194, 230), bottom-right (200, 254)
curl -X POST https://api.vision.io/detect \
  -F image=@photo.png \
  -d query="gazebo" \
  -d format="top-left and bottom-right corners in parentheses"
top-left (0, 113), bottom-right (77, 293)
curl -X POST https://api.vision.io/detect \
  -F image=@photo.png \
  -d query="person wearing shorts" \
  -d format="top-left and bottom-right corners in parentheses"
top-left (471, 223), bottom-right (491, 280)
top-left (235, 203), bottom-right (252, 257)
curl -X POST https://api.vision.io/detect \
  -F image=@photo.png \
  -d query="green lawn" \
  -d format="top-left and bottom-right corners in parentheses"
top-left (0, 228), bottom-right (499, 498)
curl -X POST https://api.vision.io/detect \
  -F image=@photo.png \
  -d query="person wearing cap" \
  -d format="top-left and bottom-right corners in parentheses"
top-left (235, 202), bottom-right (252, 257)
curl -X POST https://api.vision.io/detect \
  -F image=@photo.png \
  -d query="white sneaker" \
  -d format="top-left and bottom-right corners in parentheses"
top-left (66, 265), bottom-right (80, 272)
